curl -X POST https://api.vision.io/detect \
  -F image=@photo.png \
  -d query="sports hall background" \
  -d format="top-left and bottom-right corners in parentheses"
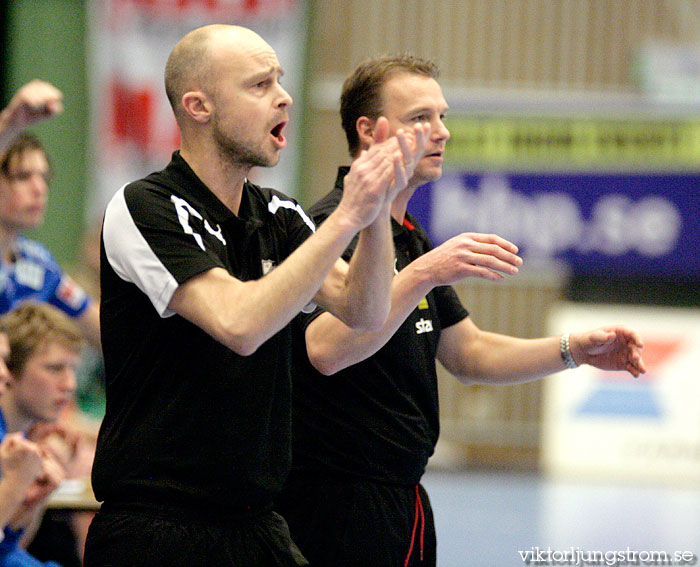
top-left (2, 2), bottom-right (699, 565)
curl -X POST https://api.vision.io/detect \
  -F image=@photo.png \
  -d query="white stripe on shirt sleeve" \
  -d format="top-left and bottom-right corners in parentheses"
top-left (103, 186), bottom-right (179, 318)
top-left (268, 195), bottom-right (316, 232)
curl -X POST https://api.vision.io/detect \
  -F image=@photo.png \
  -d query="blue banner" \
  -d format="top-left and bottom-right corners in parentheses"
top-left (409, 171), bottom-right (700, 278)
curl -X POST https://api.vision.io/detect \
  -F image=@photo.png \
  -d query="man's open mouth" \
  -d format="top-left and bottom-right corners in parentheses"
top-left (271, 121), bottom-right (287, 147)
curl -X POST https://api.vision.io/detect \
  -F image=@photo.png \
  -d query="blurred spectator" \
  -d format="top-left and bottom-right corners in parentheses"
top-left (0, 133), bottom-right (100, 348)
top-left (0, 303), bottom-right (84, 567)
top-left (0, 329), bottom-right (45, 540)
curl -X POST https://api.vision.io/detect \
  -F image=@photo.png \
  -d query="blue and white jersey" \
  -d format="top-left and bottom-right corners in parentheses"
top-left (0, 235), bottom-right (90, 318)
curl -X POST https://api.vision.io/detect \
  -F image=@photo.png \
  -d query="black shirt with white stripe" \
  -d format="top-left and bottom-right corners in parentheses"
top-left (289, 167), bottom-right (469, 485)
top-left (92, 151), bottom-right (315, 517)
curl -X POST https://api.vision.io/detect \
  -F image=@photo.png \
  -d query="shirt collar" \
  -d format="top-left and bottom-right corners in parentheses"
top-left (164, 152), bottom-right (263, 230)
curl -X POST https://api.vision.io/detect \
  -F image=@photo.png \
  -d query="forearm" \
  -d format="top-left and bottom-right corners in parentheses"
top-left (0, 109), bottom-right (18, 154)
top-left (173, 210), bottom-right (361, 355)
top-left (450, 326), bottom-right (646, 382)
top-left (445, 331), bottom-right (565, 385)
top-left (78, 302), bottom-right (101, 350)
top-left (0, 479), bottom-right (27, 529)
top-left (4, 493), bottom-right (48, 535)
top-left (307, 260), bottom-right (435, 374)
top-left (16, 501), bottom-right (47, 547)
top-left (244, 210), bottom-right (362, 326)
top-left (333, 207), bottom-right (395, 328)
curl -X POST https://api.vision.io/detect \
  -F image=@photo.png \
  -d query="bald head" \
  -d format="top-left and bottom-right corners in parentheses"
top-left (164, 25), bottom-right (271, 123)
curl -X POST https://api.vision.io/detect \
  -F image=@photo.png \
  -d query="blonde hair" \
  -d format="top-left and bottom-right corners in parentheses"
top-left (0, 303), bottom-right (83, 375)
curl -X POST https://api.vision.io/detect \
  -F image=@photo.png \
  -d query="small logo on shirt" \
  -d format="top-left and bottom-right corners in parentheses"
top-left (15, 260), bottom-right (44, 290)
top-left (57, 276), bottom-right (87, 310)
top-left (415, 318), bottom-right (434, 334)
top-left (261, 259), bottom-right (276, 275)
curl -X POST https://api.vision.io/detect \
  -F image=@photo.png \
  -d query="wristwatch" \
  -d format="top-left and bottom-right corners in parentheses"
top-left (559, 333), bottom-right (578, 369)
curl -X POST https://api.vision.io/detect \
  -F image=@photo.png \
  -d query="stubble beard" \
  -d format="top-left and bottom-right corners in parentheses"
top-left (212, 119), bottom-right (277, 171)
top-left (413, 161), bottom-right (442, 187)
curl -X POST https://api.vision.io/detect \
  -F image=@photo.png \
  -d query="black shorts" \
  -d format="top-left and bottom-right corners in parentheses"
top-left (83, 504), bottom-right (309, 567)
top-left (276, 473), bottom-right (436, 567)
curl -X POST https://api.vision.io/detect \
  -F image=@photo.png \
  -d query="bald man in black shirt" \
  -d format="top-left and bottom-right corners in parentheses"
top-left (85, 26), bottom-right (428, 567)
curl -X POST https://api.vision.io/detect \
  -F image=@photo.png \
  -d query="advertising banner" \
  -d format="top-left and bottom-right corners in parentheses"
top-left (408, 115), bottom-right (700, 279)
top-left (442, 115), bottom-right (700, 171)
top-left (542, 303), bottom-right (700, 485)
top-left (410, 170), bottom-right (699, 278)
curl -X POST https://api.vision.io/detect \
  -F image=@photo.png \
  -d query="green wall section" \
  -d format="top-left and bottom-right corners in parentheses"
top-left (6, 0), bottom-right (88, 266)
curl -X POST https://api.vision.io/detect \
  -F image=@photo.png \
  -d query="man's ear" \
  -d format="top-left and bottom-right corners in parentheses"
top-left (356, 116), bottom-right (375, 149)
top-left (181, 91), bottom-right (211, 123)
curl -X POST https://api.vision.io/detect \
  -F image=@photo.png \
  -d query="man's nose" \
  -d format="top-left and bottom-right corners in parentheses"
top-left (277, 85), bottom-right (293, 109)
top-left (30, 172), bottom-right (49, 196)
top-left (432, 118), bottom-right (450, 142)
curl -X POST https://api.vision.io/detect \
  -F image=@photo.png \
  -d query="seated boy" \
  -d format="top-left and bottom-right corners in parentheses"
top-left (0, 303), bottom-right (83, 567)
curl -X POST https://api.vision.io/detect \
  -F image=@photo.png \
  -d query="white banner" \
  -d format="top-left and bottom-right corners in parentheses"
top-left (542, 303), bottom-right (700, 485)
top-left (87, 0), bottom-right (307, 220)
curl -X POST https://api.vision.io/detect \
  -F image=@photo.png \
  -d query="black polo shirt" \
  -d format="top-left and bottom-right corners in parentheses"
top-left (92, 151), bottom-right (316, 517)
top-left (289, 167), bottom-right (469, 485)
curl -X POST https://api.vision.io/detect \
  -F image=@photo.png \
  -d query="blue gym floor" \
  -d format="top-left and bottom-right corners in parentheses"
top-left (422, 469), bottom-right (700, 567)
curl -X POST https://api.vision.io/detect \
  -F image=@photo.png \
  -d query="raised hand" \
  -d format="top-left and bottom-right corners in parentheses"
top-left (336, 118), bottom-right (430, 231)
top-left (382, 119), bottom-right (430, 203)
top-left (0, 79), bottom-right (64, 134)
top-left (411, 232), bottom-right (523, 284)
top-left (570, 326), bottom-right (646, 377)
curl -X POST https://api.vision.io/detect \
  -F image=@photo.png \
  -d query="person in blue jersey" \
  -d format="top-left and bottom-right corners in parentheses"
top-left (84, 24), bottom-right (429, 567)
top-left (0, 303), bottom-right (84, 567)
top-left (276, 54), bottom-right (647, 567)
top-left (0, 133), bottom-right (100, 348)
